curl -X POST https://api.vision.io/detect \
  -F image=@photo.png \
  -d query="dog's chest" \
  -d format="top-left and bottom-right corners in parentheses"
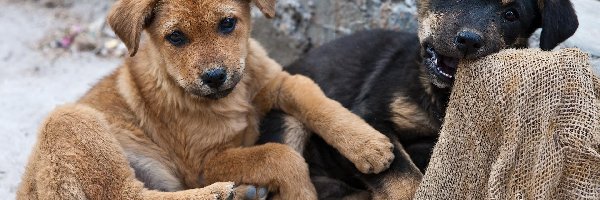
top-left (171, 107), bottom-right (260, 147)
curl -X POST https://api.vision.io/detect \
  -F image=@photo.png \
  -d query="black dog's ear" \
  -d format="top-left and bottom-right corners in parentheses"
top-left (254, 0), bottom-right (277, 18)
top-left (107, 0), bottom-right (159, 57)
top-left (539, 0), bottom-right (579, 50)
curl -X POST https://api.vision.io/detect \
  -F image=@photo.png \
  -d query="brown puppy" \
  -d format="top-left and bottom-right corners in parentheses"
top-left (25, 0), bottom-right (395, 199)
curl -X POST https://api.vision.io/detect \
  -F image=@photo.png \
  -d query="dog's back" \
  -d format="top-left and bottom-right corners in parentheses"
top-left (285, 30), bottom-right (417, 107)
top-left (261, 30), bottom-right (445, 199)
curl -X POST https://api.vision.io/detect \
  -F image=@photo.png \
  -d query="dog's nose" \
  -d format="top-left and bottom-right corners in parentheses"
top-left (201, 68), bottom-right (227, 89)
top-left (455, 31), bottom-right (483, 55)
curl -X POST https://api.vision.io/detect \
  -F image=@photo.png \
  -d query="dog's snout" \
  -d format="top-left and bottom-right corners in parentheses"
top-left (202, 68), bottom-right (227, 89)
top-left (455, 31), bottom-right (483, 55)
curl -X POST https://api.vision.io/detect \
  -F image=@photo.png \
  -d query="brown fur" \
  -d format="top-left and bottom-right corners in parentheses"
top-left (18, 0), bottom-right (394, 199)
top-left (389, 95), bottom-right (439, 133)
top-left (502, 0), bottom-right (516, 6)
top-left (371, 146), bottom-right (422, 200)
top-left (18, 104), bottom-right (237, 199)
top-left (281, 115), bottom-right (310, 153)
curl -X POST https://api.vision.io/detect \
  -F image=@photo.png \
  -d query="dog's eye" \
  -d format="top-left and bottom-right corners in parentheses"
top-left (166, 31), bottom-right (188, 47)
top-left (218, 17), bottom-right (237, 34)
top-left (503, 9), bottom-right (519, 22)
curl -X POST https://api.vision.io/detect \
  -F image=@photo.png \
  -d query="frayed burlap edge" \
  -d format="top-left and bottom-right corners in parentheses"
top-left (415, 48), bottom-right (600, 199)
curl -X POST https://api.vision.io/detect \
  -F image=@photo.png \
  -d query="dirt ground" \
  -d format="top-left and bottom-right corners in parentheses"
top-left (0, 1), bottom-right (119, 198)
top-left (0, 0), bottom-right (598, 199)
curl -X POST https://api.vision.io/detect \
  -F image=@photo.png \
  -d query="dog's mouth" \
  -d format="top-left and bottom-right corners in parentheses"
top-left (205, 88), bottom-right (235, 100)
top-left (424, 46), bottom-right (459, 88)
top-left (188, 86), bottom-right (236, 100)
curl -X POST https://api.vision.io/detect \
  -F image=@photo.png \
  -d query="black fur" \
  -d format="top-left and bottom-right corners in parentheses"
top-left (539, 0), bottom-right (579, 50)
top-left (259, 0), bottom-right (579, 198)
top-left (260, 30), bottom-right (449, 199)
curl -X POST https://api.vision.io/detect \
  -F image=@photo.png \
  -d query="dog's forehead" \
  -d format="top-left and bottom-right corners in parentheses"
top-left (160, 0), bottom-right (243, 19)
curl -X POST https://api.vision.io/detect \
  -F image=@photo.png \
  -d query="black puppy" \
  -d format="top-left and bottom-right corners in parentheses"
top-left (260, 0), bottom-right (579, 199)
top-left (419, 0), bottom-right (578, 88)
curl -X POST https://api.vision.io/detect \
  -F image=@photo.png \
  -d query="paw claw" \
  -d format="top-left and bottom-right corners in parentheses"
top-left (349, 136), bottom-right (395, 174)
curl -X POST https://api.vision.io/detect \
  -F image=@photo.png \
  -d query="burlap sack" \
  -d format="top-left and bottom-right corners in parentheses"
top-left (415, 48), bottom-right (600, 199)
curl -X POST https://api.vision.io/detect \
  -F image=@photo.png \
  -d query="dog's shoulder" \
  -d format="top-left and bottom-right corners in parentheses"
top-left (247, 38), bottom-right (282, 74)
top-left (77, 65), bottom-right (138, 127)
top-left (242, 38), bottom-right (284, 94)
top-left (284, 30), bottom-right (420, 107)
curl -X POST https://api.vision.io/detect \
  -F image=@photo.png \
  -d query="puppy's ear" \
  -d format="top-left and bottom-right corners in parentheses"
top-left (107, 0), bottom-right (158, 57)
top-left (539, 0), bottom-right (579, 50)
top-left (254, 0), bottom-right (277, 18)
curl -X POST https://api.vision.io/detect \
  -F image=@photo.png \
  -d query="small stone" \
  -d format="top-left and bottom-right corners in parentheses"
top-left (104, 39), bottom-right (120, 49)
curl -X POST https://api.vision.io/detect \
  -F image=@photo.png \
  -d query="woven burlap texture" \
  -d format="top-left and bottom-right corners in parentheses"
top-left (415, 48), bottom-right (600, 199)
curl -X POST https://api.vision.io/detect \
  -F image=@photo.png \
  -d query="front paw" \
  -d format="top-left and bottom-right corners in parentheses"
top-left (345, 134), bottom-right (394, 174)
top-left (204, 182), bottom-right (235, 200)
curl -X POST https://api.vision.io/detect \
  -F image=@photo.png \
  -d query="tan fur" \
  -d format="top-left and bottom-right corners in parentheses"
top-left (371, 142), bottom-right (422, 200)
top-left (390, 95), bottom-right (438, 133)
top-left (257, 73), bottom-right (395, 174)
top-left (372, 172), bottom-right (422, 200)
top-left (282, 116), bottom-right (311, 153)
top-left (18, 0), bottom-right (394, 199)
top-left (17, 104), bottom-right (237, 199)
top-left (417, 12), bottom-right (442, 42)
top-left (502, 0), bottom-right (515, 5)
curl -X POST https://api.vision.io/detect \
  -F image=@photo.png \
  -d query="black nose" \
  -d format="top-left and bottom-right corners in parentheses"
top-left (455, 31), bottom-right (483, 55)
top-left (201, 68), bottom-right (227, 89)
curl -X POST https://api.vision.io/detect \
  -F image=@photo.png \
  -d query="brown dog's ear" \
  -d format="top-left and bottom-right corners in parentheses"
top-left (254, 0), bottom-right (276, 18)
top-left (539, 0), bottom-right (579, 50)
top-left (107, 0), bottom-right (159, 57)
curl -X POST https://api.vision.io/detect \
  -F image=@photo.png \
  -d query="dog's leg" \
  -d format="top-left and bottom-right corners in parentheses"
top-left (280, 114), bottom-right (311, 153)
top-left (300, 122), bottom-right (422, 200)
top-left (120, 144), bottom-right (185, 192)
top-left (257, 72), bottom-right (394, 174)
top-left (17, 104), bottom-right (235, 200)
top-left (203, 143), bottom-right (317, 200)
top-left (141, 182), bottom-right (236, 200)
top-left (365, 141), bottom-right (423, 200)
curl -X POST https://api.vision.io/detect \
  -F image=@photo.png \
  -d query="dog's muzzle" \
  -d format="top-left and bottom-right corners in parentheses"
top-left (187, 68), bottom-right (243, 99)
top-left (189, 84), bottom-right (237, 100)
top-left (424, 46), bottom-right (459, 88)
top-left (204, 88), bottom-right (235, 99)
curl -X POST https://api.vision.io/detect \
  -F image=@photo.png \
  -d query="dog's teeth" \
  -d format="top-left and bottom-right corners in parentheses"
top-left (437, 69), bottom-right (452, 79)
top-left (435, 66), bottom-right (453, 79)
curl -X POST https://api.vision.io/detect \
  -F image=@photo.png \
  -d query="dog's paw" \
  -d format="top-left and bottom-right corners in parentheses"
top-left (232, 185), bottom-right (269, 200)
top-left (204, 182), bottom-right (235, 200)
top-left (346, 134), bottom-right (395, 174)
